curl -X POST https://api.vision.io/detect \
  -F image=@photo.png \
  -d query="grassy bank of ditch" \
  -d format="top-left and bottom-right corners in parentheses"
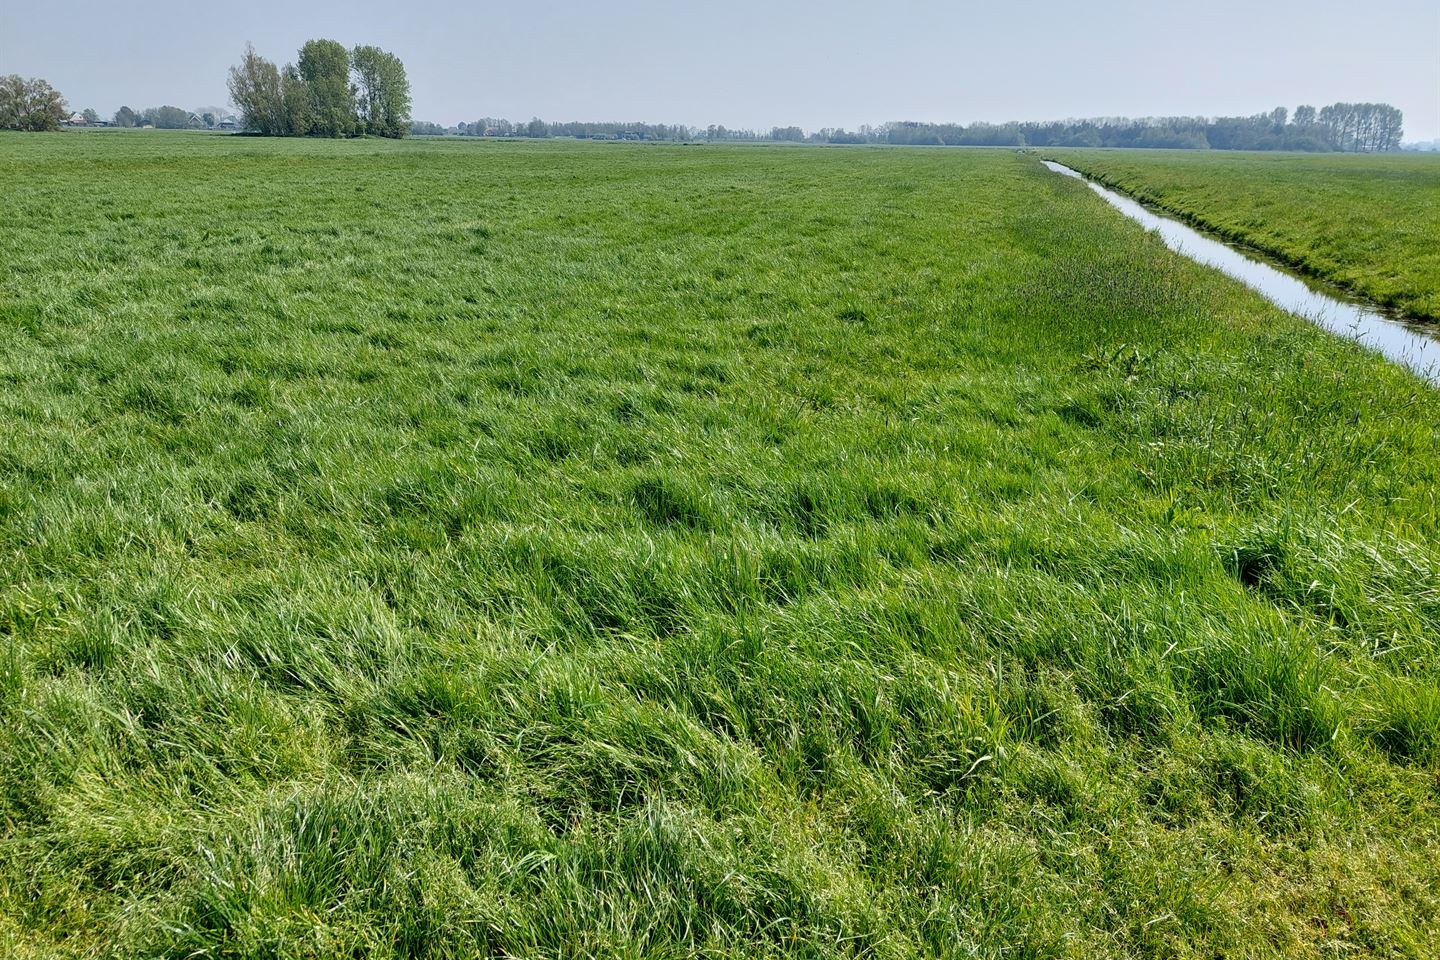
top-left (2, 133), bottom-right (1438, 957)
top-left (1041, 148), bottom-right (1440, 321)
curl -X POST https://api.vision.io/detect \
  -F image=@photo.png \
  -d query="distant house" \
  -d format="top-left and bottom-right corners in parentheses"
top-left (63, 112), bottom-right (86, 126)
top-left (218, 117), bottom-right (238, 130)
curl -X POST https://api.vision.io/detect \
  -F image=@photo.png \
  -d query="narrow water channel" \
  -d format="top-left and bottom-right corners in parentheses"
top-left (1041, 160), bottom-right (1440, 383)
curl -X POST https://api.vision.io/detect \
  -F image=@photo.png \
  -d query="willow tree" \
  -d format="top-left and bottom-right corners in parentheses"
top-left (227, 45), bottom-right (286, 135)
top-left (351, 45), bottom-right (412, 139)
top-left (0, 75), bottom-right (67, 131)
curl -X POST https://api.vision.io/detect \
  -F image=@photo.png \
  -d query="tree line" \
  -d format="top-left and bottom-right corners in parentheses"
top-left (430, 118), bottom-right (695, 140)
top-left (106, 106), bottom-right (226, 129)
top-left (1314, 103), bottom-right (1405, 153)
top-left (4, 72), bottom-right (1405, 153)
top-left (413, 102), bottom-right (1405, 153)
top-left (227, 40), bottom-right (411, 138)
top-left (802, 103), bottom-right (1403, 152)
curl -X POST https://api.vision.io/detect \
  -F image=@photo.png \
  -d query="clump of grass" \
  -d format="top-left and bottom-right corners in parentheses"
top-left (1361, 675), bottom-right (1440, 765)
top-left (630, 474), bottom-right (715, 531)
top-left (1182, 624), bottom-right (1341, 752)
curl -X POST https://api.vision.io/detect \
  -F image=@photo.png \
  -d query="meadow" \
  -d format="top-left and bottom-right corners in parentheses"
top-left (1, 132), bottom-right (1438, 958)
top-left (1040, 149), bottom-right (1440, 321)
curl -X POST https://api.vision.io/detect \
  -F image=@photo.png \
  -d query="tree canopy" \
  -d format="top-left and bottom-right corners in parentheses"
top-left (352, 45), bottom-right (411, 139)
top-left (298, 39), bottom-right (355, 137)
top-left (227, 41), bottom-right (411, 138)
top-left (227, 45), bottom-right (287, 135)
top-left (0, 75), bottom-right (67, 132)
top-left (144, 105), bottom-right (197, 130)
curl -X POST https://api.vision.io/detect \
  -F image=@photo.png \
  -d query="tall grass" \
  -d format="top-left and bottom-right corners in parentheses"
top-left (1, 133), bottom-right (1437, 957)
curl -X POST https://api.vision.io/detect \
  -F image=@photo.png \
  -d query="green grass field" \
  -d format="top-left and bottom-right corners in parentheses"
top-left (2, 132), bottom-right (1439, 958)
top-left (1040, 149), bottom-right (1440, 321)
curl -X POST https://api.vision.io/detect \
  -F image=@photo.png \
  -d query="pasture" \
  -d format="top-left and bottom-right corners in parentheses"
top-left (2, 133), bottom-right (1438, 958)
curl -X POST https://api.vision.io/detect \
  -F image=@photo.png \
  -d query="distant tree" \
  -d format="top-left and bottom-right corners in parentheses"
top-left (1379, 105), bottom-right (1405, 151)
top-left (0, 75), bottom-right (68, 131)
top-left (113, 105), bottom-right (137, 127)
top-left (1317, 102), bottom-right (1404, 152)
top-left (1292, 104), bottom-right (1316, 126)
top-left (351, 45), bottom-right (411, 138)
top-left (145, 105), bottom-right (193, 129)
top-left (525, 117), bottom-right (549, 138)
top-left (81, 107), bottom-right (99, 125)
top-left (1318, 104), bottom-right (1341, 147)
top-left (298, 39), bottom-right (356, 137)
top-left (280, 64), bottom-right (312, 136)
top-left (1269, 106), bottom-right (1287, 130)
top-left (228, 44), bottom-right (286, 134)
top-left (201, 111), bottom-right (216, 128)
top-left (956, 122), bottom-right (1025, 146)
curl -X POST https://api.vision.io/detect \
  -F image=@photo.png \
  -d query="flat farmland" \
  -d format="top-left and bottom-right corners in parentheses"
top-left (2, 133), bottom-right (1438, 958)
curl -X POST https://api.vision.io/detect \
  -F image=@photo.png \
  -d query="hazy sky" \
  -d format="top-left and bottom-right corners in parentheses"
top-left (4, 0), bottom-right (1438, 139)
